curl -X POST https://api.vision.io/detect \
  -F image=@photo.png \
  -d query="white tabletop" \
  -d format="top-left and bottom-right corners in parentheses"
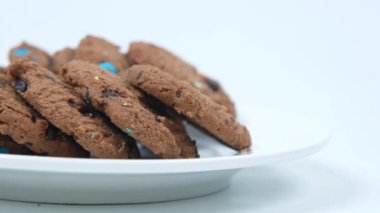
top-left (1, 0), bottom-right (379, 212)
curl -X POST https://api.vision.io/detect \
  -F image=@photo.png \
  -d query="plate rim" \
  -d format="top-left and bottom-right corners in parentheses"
top-left (0, 105), bottom-right (331, 174)
top-left (0, 136), bottom-right (329, 174)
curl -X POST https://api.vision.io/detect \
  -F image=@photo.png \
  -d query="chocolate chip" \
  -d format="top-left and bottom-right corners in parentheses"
top-left (65, 135), bottom-right (74, 142)
top-left (84, 88), bottom-right (91, 104)
top-left (115, 141), bottom-right (124, 150)
top-left (14, 78), bottom-right (27, 92)
top-left (136, 72), bottom-right (143, 80)
top-left (67, 99), bottom-right (76, 108)
top-left (78, 106), bottom-right (95, 118)
top-left (46, 125), bottom-right (58, 140)
top-left (205, 78), bottom-right (220, 92)
top-left (175, 90), bottom-right (182, 98)
top-left (61, 68), bottom-right (68, 75)
top-left (31, 116), bottom-right (36, 123)
top-left (102, 90), bottom-right (118, 98)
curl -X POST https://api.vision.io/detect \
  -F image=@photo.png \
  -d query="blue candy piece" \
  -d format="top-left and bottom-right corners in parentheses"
top-left (0, 147), bottom-right (10, 154)
top-left (125, 128), bottom-right (134, 135)
top-left (14, 48), bottom-right (30, 56)
top-left (99, 62), bottom-right (117, 74)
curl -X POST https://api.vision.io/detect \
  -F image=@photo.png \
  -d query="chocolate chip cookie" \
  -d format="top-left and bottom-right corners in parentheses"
top-left (0, 134), bottom-right (34, 155)
top-left (9, 42), bottom-right (51, 68)
top-left (51, 47), bottom-right (76, 73)
top-left (61, 60), bottom-right (181, 158)
top-left (125, 65), bottom-right (251, 150)
top-left (127, 42), bottom-right (236, 117)
top-left (76, 35), bottom-right (127, 74)
top-left (7, 59), bottom-right (140, 159)
top-left (0, 69), bottom-right (88, 157)
top-left (125, 86), bottom-right (199, 158)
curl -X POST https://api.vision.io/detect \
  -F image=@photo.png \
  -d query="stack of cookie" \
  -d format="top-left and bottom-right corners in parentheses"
top-left (0, 35), bottom-right (252, 159)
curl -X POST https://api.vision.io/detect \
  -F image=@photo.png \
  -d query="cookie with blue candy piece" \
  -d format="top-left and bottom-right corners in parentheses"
top-left (61, 60), bottom-right (181, 159)
top-left (119, 73), bottom-right (199, 158)
top-left (0, 67), bottom-right (89, 157)
top-left (7, 58), bottom-right (140, 159)
top-left (136, 91), bottom-right (199, 158)
top-left (9, 42), bottom-right (51, 68)
top-left (75, 35), bottom-right (127, 74)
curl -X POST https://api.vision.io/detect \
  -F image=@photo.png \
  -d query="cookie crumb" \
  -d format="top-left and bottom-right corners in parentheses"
top-left (194, 80), bottom-right (203, 89)
top-left (239, 148), bottom-right (251, 155)
top-left (90, 132), bottom-right (96, 140)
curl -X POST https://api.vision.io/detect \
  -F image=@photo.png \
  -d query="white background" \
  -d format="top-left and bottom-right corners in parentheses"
top-left (1, 0), bottom-right (379, 212)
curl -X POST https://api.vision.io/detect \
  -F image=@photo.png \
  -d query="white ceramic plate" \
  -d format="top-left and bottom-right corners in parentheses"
top-left (0, 104), bottom-right (330, 204)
